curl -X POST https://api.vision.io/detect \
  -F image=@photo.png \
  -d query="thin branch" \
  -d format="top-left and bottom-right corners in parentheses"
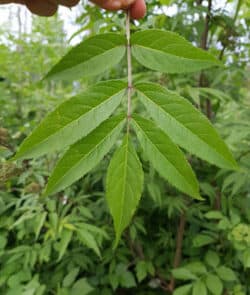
top-left (198, 0), bottom-right (213, 120)
top-left (168, 213), bottom-right (186, 292)
top-left (126, 10), bottom-right (132, 132)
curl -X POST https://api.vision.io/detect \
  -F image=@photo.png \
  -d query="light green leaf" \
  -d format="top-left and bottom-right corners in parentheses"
top-left (193, 234), bottom-right (215, 248)
top-left (63, 268), bottom-right (80, 288)
top-left (206, 274), bottom-right (223, 295)
top-left (106, 133), bottom-right (144, 247)
top-left (71, 278), bottom-right (94, 295)
top-left (14, 80), bottom-right (126, 160)
top-left (136, 82), bottom-right (237, 170)
top-left (174, 284), bottom-right (192, 295)
top-left (216, 266), bottom-right (237, 282)
top-left (205, 251), bottom-right (220, 268)
top-left (57, 229), bottom-right (73, 261)
top-left (131, 30), bottom-right (220, 74)
top-left (186, 262), bottom-right (207, 275)
top-left (172, 268), bottom-right (198, 281)
top-left (132, 115), bottom-right (201, 199)
top-left (44, 115), bottom-right (125, 196)
top-left (136, 261), bottom-right (148, 282)
top-left (192, 281), bottom-right (207, 295)
top-left (45, 33), bottom-right (126, 81)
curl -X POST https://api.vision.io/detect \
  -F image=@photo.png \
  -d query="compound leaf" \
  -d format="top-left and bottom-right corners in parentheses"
top-left (44, 115), bottom-right (125, 196)
top-left (131, 30), bottom-right (220, 74)
top-left (45, 33), bottom-right (126, 81)
top-left (132, 115), bottom-right (201, 199)
top-left (136, 82), bottom-right (237, 170)
top-left (14, 80), bottom-right (126, 160)
top-left (106, 133), bottom-right (144, 247)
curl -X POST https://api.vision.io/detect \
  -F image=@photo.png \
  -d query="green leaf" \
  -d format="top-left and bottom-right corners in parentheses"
top-left (58, 229), bottom-right (73, 261)
top-left (45, 33), bottom-right (126, 81)
top-left (14, 80), bottom-right (126, 160)
top-left (71, 278), bottom-right (94, 295)
top-left (132, 115), bottom-right (201, 199)
top-left (216, 266), bottom-right (237, 281)
top-left (193, 234), bottom-right (215, 248)
top-left (63, 268), bottom-right (80, 288)
top-left (172, 268), bottom-right (198, 281)
top-left (106, 133), bottom-right (144, 247)
top-left (192, 281), bottom-right (207, 295)
top-left (204, 211), bottom-right (224, 220)
top-left (136, 261), bottom-right (148, 282)
top-left (44, 115), bottom-right (125, 196)
top-left (174, 284), bottom-right (193, 295)
top-left (77, 228), bottom-right (101, 257)
top-left (136, 82), bottom-right (237, 170)
top-left (186, 262), bottom-right (207, 275)
top-left (206, 274), bottom-right (223, 295)
top-left (131, 30), bottom-right (220, 74)
top-left (205, 251), bottom-right (220, 268)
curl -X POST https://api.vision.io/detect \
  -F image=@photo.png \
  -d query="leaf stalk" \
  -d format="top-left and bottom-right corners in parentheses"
top-left (126, 10), bottom-right (132, 131)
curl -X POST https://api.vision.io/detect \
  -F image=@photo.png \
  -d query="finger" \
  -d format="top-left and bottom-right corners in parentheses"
top-left (57, 0), bottom-right (80, 7)
top-left (25, 0), bottom-right (58, 16)
top-left (130, 0), bottom-right (146, 19)
top-left (91, 0), bottom-right (134, 11)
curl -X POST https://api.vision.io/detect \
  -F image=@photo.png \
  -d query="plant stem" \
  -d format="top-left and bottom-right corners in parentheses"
top-left (169, 213), bottom-right (186, 292)
top-left (126, 10), bottom-right (132, 131)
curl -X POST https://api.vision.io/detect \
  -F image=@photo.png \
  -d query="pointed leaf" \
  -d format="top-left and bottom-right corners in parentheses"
top-left (77, 228), bottom-right (101, 257)
top-left (216, 266), bottom-right (237, 281)
top-left (136, 82), bottom-right (237, 169)
top-left (193, 281), bottom-right (207, 295)
top-left (14, 80), bottom-right (126, 160)
top-left (131, 30), bottom-right (220, 74)
top-left (174, 284), bottom-right (193, 295)
top-left (45, 33), bottom-right (126, 81)
top-left (172, 268), bottom-right (198, 280)
top-left (206, 274), bottom-right (223, 295)
top-left (44, 115), bottom-right (125, 196)
top-left (106, 134), bottom-right (144, 246)
top-left (132, 115), bottom-right (201, 199)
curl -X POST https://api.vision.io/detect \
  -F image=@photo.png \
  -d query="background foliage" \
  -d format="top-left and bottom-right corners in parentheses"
top-left (0, 0), bottom-right (249, 294)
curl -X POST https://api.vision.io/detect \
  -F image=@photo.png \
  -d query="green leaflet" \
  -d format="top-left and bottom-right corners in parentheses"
top-left (174, 284), bottom-right (193, 295)
top-left (106, 133), bottom-right (144, 247)
top-left (45, 33), bottom-right (126, 81)
top-left (136, 82), bottom-right (237, 170)
top-left (131, 30), bottom-right (221, 74)
top-left (14, 80), bottom-right (126, 160)
top-left (132, 115), bottom-right (201, 199)
top-left (193, 281), bottom-right (207, 295)
top-left (206, 274), bottom-right (223, 295)
top-left (44, 115), bottom-right (126, 196)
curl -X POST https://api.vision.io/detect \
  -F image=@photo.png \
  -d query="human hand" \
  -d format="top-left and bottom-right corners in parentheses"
top-left (0, 0), bottom-right (80, 16)
top-left (0, 0), bottom-right (146, 18)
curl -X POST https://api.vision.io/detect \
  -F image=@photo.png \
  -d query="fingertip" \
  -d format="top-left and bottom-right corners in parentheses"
top-left (130, 0), bottom-right (146, 19)
top-left (26, 0), bottom-right (58, 16)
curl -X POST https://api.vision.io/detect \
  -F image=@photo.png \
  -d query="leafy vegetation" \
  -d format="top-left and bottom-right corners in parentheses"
top-left (0, 0), bottom-right (249, 294)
